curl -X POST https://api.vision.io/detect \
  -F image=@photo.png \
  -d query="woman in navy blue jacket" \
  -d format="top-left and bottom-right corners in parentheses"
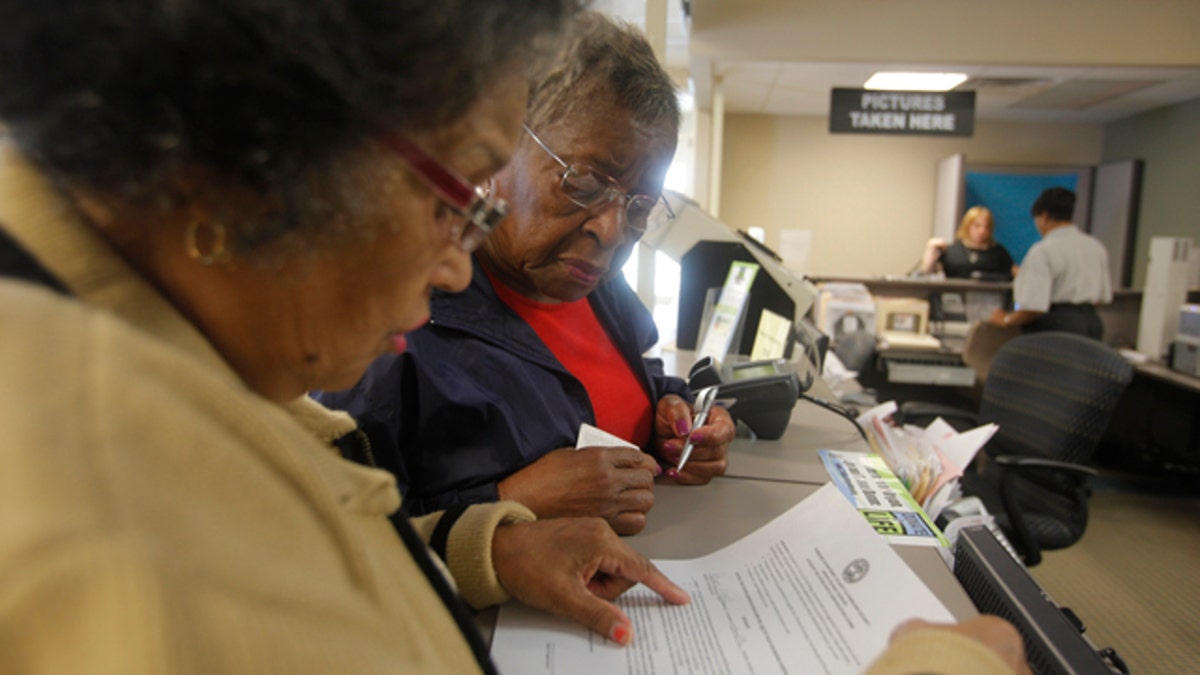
top-left (318, 13), bottom-right (734, 535)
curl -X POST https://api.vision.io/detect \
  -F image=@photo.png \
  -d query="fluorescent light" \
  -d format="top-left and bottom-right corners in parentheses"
top-left (864, 72), bottom-right (968, 92)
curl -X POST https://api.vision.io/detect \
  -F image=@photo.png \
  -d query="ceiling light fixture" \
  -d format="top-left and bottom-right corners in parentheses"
top-left (864, 72), bottom-right (969, 91)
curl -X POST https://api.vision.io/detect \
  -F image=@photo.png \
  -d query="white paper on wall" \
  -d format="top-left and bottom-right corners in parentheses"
top-left (778, 228), bottom-right (813, 273)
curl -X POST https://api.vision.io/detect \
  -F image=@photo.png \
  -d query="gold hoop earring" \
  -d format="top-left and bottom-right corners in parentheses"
top-left (185, 219), bottom-right (231, 266)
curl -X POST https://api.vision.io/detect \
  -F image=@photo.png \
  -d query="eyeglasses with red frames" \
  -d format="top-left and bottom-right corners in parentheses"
top-left (382, 135), bottom-right (507, 252)
top-left (522, 125), bottom-right (674, 235)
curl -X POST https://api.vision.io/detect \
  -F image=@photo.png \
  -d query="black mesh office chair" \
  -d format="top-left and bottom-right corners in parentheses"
top-left (899, 332), bottom-right (1133, 566)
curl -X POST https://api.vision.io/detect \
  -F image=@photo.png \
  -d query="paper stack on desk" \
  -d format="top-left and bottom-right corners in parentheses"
top-left (491, 484), bottom-right (954, 675)
top-left (877, 331), bottom-right (943, 351)
top-left (854, 401), bottom-right (996, 523)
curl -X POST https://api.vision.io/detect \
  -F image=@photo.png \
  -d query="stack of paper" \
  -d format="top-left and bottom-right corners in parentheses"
top-left (877, 331), bottom-right (942, 351)
top-left (854, 401), bottom-right (995, 522)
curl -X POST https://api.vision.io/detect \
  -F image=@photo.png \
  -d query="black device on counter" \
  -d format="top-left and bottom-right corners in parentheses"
top-left (954, 526), bottom-right (1128, 675)
top-left (686, 357), bottom-right (808, 440)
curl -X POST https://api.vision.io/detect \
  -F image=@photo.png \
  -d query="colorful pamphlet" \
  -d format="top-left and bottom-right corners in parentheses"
top-left (819, 449), bottom-right (949, 547)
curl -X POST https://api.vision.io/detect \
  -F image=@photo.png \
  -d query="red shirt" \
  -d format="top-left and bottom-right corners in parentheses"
top-left (488, 272), bottom-right (653, 448)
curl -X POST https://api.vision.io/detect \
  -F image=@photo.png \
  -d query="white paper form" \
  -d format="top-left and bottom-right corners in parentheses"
top-left (491, 484), bottom-right (955, 675)
top-left (576, 423), bottom-right (639, 450)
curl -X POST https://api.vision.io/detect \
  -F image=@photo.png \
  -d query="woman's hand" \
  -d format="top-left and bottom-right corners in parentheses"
top-left (497, 447), bottom-right (660, 535)
top-left (653, 394), bottom-right (733, 484)
top-left (492, 518), bottom-right (690, 645)
top-left (919, 237), bottom-right (949, 274)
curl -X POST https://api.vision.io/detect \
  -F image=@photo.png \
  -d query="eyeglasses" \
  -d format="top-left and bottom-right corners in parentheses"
top-left (382, 135), bottom-right (507, 252)
top-left (522, 125), bottom-right (674, 235)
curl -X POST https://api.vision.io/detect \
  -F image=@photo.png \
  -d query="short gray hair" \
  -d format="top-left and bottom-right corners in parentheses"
top-left (526, 11), bottom-right (680, 135)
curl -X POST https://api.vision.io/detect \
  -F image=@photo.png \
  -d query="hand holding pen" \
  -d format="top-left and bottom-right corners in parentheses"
top-left (653, 390), bottom-right (733, 484)
top-left (677, 386), bottom-right (717, 472)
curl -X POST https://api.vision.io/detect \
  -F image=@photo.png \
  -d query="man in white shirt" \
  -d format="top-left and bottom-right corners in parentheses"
top-left (990, 187), bottom-right (1112, 339)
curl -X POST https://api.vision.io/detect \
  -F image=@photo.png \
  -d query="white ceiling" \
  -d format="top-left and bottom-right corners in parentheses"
top-left (595, 0), bottom-right (1200, 124)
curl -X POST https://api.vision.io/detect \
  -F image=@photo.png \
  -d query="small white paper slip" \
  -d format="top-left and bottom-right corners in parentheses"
top-left (575, 423), bottom-right (639, 450)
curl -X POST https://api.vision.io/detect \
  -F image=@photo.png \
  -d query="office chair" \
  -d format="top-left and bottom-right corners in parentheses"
top-left (898, 332), bottom-right (1133, 566)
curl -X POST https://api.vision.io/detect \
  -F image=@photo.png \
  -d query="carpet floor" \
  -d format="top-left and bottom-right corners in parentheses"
top-left (1028, 476), bottom-right (1200, 674)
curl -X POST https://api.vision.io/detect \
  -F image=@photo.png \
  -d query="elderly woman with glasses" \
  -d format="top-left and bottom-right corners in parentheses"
top-left (319, 12), bottom-right (734, 536)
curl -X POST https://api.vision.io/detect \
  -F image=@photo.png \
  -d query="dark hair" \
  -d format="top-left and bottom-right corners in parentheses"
top-left (0, 0), bottom-right (581, 246)
top-left (526, 11), bottom-right (679, 135)
top-left (1031, 187), bottom-right (1076, 222)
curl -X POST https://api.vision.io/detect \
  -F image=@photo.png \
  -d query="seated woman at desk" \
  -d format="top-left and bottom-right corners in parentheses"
top-left (317, 13), bottom-right (734, 536)
top-left (918, 206), bottom-right (1017, 281)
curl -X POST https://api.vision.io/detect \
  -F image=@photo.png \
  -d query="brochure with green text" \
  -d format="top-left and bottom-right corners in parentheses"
top-left (819, 449), bottom-right (949, 547)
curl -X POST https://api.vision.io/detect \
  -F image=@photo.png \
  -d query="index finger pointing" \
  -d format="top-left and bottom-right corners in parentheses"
top-left (637, 565), bottom-right (691, 606)
top-left (595, 550), bottom-right (690, 606)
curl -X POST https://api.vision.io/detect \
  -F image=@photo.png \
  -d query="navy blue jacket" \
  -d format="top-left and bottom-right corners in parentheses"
top-left (316, 257), bottom-right (692, 515)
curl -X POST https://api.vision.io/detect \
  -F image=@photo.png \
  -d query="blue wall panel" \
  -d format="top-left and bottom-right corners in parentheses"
top-left (964, 172), bottom-right (1078, 263)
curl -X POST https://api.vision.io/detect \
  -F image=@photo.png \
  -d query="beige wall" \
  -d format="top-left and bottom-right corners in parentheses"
top-left (718, 115), bottom-right (1104, 277)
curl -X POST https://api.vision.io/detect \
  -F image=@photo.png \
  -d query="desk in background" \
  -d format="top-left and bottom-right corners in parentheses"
top-left (814, 279), bottom-right (1157, 418)
top-left (1101, 358), bottom-right (1200, 475)
top-left (812, 276), bottom-right (1004, 406)
top-left (810, 275), bottom-right (1011, 330)
top-left (1135, 359), bottom-right (1200, 394)
top-left (859, 345), bottom-right (981, 410)
top-left (812, 275), bottom-right (1153, 353)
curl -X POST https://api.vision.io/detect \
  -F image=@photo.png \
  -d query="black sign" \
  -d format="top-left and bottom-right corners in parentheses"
top-left (829, 88), bottom-right (975, 137)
